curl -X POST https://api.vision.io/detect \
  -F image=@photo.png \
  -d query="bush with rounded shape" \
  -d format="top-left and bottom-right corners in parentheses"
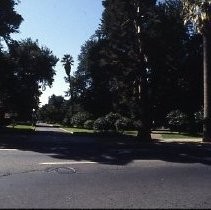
top-left (133, 120), bottom-right (143, 130)
top-left (84, 120), bottom-right (94, 130)
top-left (194, 109), bottom-right (203, 132)
top-left (62, 117), bottom-right (71, 126)
top-left (194, 109), bottom-right (203, 124)
top-left (105, 112), bottom-right (122, 130)
top-left (115, 117), bottom-right (132, 132)
top-left (93, 117), bottom-right (110, 131)
top-left (166, 110), bottom-right (188, 131)
top-left (71, 112), bottom-right (92, 128)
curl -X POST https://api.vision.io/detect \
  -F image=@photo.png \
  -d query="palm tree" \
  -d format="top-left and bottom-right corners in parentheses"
top-left (61, 54), bottom-right (74, 115)
top-left (183, 0), bottom-right (211, 142)
top-left (61, 54), bottom-right (74, 79)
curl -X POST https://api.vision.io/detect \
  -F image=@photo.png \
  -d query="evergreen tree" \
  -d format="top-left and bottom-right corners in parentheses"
top-left (0, 0), bottom-right (23, 45)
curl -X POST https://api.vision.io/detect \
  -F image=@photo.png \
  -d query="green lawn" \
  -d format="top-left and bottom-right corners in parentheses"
top-left (62, 127), bottom-right (95, 134)
top-left (123, 130), bottom-right (138, 136)
top-left (161, 132), bottom-right (202, 139)
top-left (62, 127), bottom-right (138, 136)
top-left (0, 124), bottom-right (35, 134)
top-left (7, 124), bottom-right (34, 130)
top-left (62, 128), bottom-right (202, 138)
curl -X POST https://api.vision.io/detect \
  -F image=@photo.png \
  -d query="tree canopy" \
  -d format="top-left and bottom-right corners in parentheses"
top-left (0, 39), bottom-right (58, 121)
top-left (54, 0), bottom-right (203, 138)
top-left (0, 0), bottom-right (23, 44)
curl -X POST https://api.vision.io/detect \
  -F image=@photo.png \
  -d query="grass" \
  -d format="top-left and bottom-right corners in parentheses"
top-left (7, 124), bottom-right (34, 130)
top-left (62, 128), bottom-right (203, 139)
top-left (123, 130), bottom-right (138, 137)
top-left (0, 124), bottom-right (35, 134)
top-left (62, 127), bottom-right (95, 134)
top-left (4, 124), bottom-right (202, 139)
top-left (62, 127), bottom-right (138, 137)
top-left (161, 132), bottom-right (202, 139)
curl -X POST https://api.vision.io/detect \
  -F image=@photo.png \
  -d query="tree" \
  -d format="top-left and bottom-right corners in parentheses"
top-left (4, 38), bottom-right (58, 121)
top-left (0, 0), bottom-right (23, 123)
top-left (61, 54), bottom-right (75, 116)
top-left (67, 0), bottom-right (204, 137)
top-left (183, 0), bottom-right (211, 141)
top-left (0, 0), bottom-right (23, 46)
top-left (96, 0), bottom-right (158, 140)
top-left (81, 38), bottom-right (114, 116)
top-left (38, 95), bottom-right (66, 123)
top-left (61, 54), bottom-right (74, 78)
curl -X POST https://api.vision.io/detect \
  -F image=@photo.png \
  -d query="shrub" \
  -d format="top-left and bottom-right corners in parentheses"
top-left (105, 112), bottom-right (122, 130)
top-left (70, 112), bottom-right (93, 128)
top-left (93, 117), bottom-right (110, 131)
top-left (0, 118), bottom-right (11, 127)
top-left (115, 117), bottom-right (132, 133)
top-left (133, 120), bottom-right (143, 130)
top-left (166, 110), bottom-right (189, 132)
top-left (62, 117), bottom-right (71, 126)
top-left (84, 120), bottom-right (94, 130)
top-left (194, 109), bottom-right (203, 124)
top-left (194, 109), bottom-right (203, 132)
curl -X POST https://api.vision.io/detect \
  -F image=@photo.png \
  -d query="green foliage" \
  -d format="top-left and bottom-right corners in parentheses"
top-left (194, 109), bottom-right (203, 124)
top-left (115, 117), bottom-right (132, 133)
top-left (93, 117), bottom-right (110, 131)
top-left (93, 113), bottom-right (132, 132)
top-left (72, 0), bottom-right (204, 136)
top-left (38, 95), bottom-right (66, 124)
top-left (83, 120), bottom-right (94, 130)
top-left (194, 109), bottom-right (203, 132)
top-left (166, 110), bottom-right (189, 132)
top-left (61, 54), bottom-right (74, 77)
top-left (183, 0), bottom-right (211, 34)
top-left (70, 112), bottom-right (93, 128)
top-left (105, 112), bottom-right (122, 130)
top-left (0, 0), bottom-right (206, 134)
top-left (0, 0), bottom-right (23, 42)
top-left (0, 38), bottom-right (58, 122)
top-left (133, 120), bottom-right (143, 130)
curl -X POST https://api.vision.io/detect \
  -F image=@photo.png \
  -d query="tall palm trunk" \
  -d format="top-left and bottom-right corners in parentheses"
top-left (68, 75), bottom-right (74, 117)
top-left (203, 26), bottom-right (211, 142)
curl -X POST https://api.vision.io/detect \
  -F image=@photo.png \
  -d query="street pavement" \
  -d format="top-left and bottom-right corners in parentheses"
top-left (0, 125), bottom-right (211, 208)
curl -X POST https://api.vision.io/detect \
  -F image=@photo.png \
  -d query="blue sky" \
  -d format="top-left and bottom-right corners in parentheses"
top-left (12, 0), bottom-right (104, 106)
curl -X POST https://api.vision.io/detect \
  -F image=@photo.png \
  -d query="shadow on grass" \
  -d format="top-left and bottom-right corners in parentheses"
top-left (0, 126), bottom-right (210, 166)
top-left (0, 126), bottom-right (34, 134)
top-left (181, 133), bottom-right (202, 138)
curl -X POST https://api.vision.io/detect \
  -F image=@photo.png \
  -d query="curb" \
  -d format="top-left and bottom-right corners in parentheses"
top-left (59, 128), bottom-right (74, 134)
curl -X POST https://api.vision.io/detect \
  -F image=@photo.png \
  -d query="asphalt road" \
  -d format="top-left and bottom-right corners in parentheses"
top-left (0, 125), bottom-right (211, 208)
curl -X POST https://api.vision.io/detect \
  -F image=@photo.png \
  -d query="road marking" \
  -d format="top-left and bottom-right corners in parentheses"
top-left (39, 161), bottom-right (98, 165)
top-left (0, 149), bottom-right (18, 151)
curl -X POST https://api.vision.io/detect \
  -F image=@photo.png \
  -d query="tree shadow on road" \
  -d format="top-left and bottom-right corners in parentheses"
top-left (0, 127), bottom-right (210, 166)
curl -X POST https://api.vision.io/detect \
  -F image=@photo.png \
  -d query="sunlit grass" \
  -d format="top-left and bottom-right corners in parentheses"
top-left (161, 132), bottom-right (202, 139)
top-left (123, 130), bottom-right (138, 136)
top-left (7, 124), bottom-right (34, 130)
top-left (62, 127), bottom-right (95, 133)
top-left (62, 127), bottom-right (138, 136)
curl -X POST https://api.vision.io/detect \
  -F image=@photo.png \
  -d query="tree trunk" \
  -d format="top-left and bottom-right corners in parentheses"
top-left (137, 75), bottom-right (152, 141)
top-left (68, 75), bottom-right (74, 117)
top-left (132, 2), bottom-right (152, 141)
top-left (203, 27), bottom-right (211, 142)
